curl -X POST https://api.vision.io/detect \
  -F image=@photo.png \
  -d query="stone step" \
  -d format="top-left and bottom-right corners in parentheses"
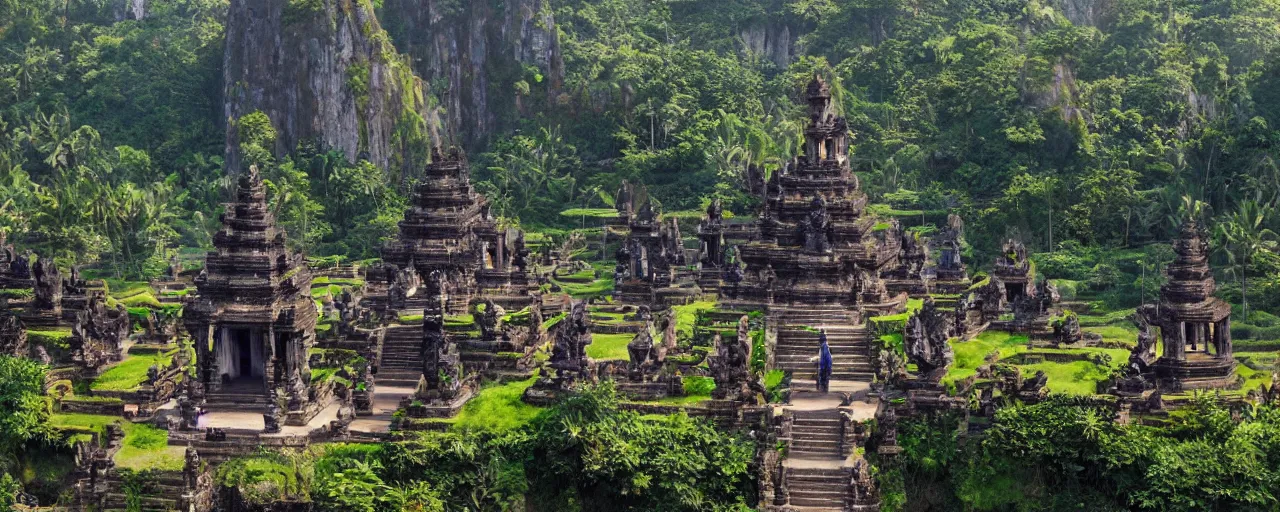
top-left (792, 429), bottom-right (842, 440)
top-left (791, 443), bottom-right (841, 456)
top-left (788, 492), bottom-right (847, 508)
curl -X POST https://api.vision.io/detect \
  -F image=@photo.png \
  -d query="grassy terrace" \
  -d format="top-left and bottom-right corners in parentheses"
top-left (944, 331), bottom-right (1129, 396)
top-left (27, 327), bottom-right (73, 348)
top-left (429, 375), bottom-right (544, 432)
top-left (587, 333), bottom-right (635, 361)
top-left (90, 350), bottom-right (178, 392)
top-left (50, 414), bottom-right (184, 470)
top-left (552, 276), bottom-right (614, 299)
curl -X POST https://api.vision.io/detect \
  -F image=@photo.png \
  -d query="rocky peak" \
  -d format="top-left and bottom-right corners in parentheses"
top-left (379, 0), bottom-right (564, 150)
top-left (222, 0), bottom-right (440, 179)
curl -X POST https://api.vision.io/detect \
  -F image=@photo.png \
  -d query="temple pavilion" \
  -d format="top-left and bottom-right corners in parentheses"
top-left (1144, 219), bottom-right (1236, 390)
top-left (184, 165), bottom-right (321, 425)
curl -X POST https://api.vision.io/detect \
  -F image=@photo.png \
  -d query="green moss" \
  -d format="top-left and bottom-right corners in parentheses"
top-left (445, 314), bottom-right (475, 327)
top-left (49, 414), bottom-right (183, 470)
top-left (27, 328), bottom-right (73, 349)
top-left (91, 351), bottom-right (176, 392)
top-left (944, 331), bottom-right (1128, 396)
top-left (120, 292), bottom-right (163, 308)
top-left (311, 284), bottom-right (343, 299)
top-left (105, 280), bottom-right (154, 299)
top-left (671, 301), bottom-right (716, 345)
top-left (542, 312), bottom-right (567, 331)
top-left (436, 375), bottom-right (543, 432)
top-left (642, 395), bottom-right (712, 406)
top-left (1236, 362), bottom-right (1274, 392)
top-left (553, 277), bottom-right (615, 299)
top-left (558, 208), bottom-right (619, 218)
top-left (0, 288), bottom-right (33, 299)
top-left (587, 333), bottom-right (635, 361)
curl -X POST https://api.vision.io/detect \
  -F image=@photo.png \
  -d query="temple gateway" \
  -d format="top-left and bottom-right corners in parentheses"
top-left (184, 165), bottom-right (321, 425)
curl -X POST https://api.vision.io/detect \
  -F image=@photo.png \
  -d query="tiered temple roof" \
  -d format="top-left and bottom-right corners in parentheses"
top-left (1145, 220), bottom-right (1235, 389)
top-left (185, 165), bottom-right (319, 424)
top-left (381, 147), bottom-right (532, 312)
top-left (734, 77), bottom-right (901, 308)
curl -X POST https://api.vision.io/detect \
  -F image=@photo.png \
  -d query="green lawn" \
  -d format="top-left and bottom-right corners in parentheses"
top-left (438, 375), bottom-right (544, 432)
top-left (671, 301), bottom-right (716, 344)
top-left (643, 395), bottom-right (712, 406)
top-left (554, 277), bottom-right (615, 299)
top-left (1236, 355), bottom-right (1278, 392)
top-left (559, 208), bottom-right (619, 218)
top-left (27, 327), bottom-right (73, 349)
top-left (119, 291), bottom-right (163, 308)
top-left (944, 331), bottom-right (1127, 396)
top-left (1084, 324), bottom-right (1138, 346)
top-left (310, 284), bottom-right (343, 299)
top-left (588, 333), bottom-right (635, 361)
top-left (103, 280), bottom-right (154, 299)
top-left (90, 350), bottom-right (176, 392)
top-left (49, 413), bottom-right (184, 470)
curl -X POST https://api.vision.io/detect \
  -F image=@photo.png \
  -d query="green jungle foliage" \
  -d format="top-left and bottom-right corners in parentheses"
top-left (213, 383), bottom-right (754, 512)
top-left (1, 0), bottom-right (1274, 286)
top-left (888, 396), bottom-right (1280, 512)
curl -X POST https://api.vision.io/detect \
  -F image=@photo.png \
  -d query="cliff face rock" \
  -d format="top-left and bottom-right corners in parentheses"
top-left (1052, 0), bottom-right (1113, 27)
top-left (222, 0), bottom-right (438, 176)
top-left (115, 0), bottom-right (146, 20)
top-left (379, 0), bottom-right (563, 149)
top-left (740, 22), bottom-right (797, 69)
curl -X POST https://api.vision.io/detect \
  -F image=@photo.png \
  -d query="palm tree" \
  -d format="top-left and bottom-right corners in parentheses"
top-left (1217, 197), bottom-right (1278, 322)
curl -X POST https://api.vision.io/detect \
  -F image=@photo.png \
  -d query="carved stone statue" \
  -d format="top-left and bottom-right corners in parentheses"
top-left (1052, 313), bottom-right (1082, 345)
top-left (903, 299), bottom-right (954, 376)
top-left (0, 312), bottom-right (26, 356)
top-left (263, 389), bottom-right (282, 434)
top-left (800, 195), bottom-right (832, 253)
top-left (512, 231), bottom-right (530, 273)
top-left (709, 316), bottom-right (753, 400)
top-left (32, 258), bottom-right (62, 313)
top-left (34, 345), bottom-right (50, 366)
top-left (183, 444), bottom-right (201, 490)
top-left (847, 457), bottom-right (881, 510)
top-left (418, 272), bottom-right (462, 401)
top-left (706, 198), bottom-right (723, 227)
top-left (626, 318), bottom-right (657, 379)
top-left (952, 298), bottom-right (970, 337)
top-left (178, 390), bottom-right (199, 430)
top-left (549, 301), bottom-right (593, 386)
top-left (476, 299), bottom-right (505, 341)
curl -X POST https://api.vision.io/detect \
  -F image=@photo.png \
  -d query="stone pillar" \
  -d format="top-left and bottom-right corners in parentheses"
top-left (1165, 321), bottom-right (1185, 361)
top-left (1217, 318), bottom-right (1232, 358)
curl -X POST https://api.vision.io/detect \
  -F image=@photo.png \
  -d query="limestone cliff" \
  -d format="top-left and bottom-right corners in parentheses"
top-left (222, 0), bottom-right (439, 177)
top-left (1052, 0), bottom-right (1113, 27)
top-left (379, 0), bottom-right (563, 149)
top-left (740, 22), bottom-right (797, 69)
top-left (115, 0), bottom-right (146, 20)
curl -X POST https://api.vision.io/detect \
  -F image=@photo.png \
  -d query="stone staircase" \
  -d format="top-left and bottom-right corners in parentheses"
top-left (772, 306), bottom-right (873, 381)
top-left (788, 409), bottom-right (843, 459)
top-left (203, 387), bottom-right (271, 411)
top-left (376, 324), bottom-right (422, 387)
top-left (777, 398), bottom-right (853, 512)
top-left (784, 465), bottom-right (851, 510)
top-left (697, 268), bottom-right (722, 296)
top-left (100, 471), bottom-right (184, 511)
